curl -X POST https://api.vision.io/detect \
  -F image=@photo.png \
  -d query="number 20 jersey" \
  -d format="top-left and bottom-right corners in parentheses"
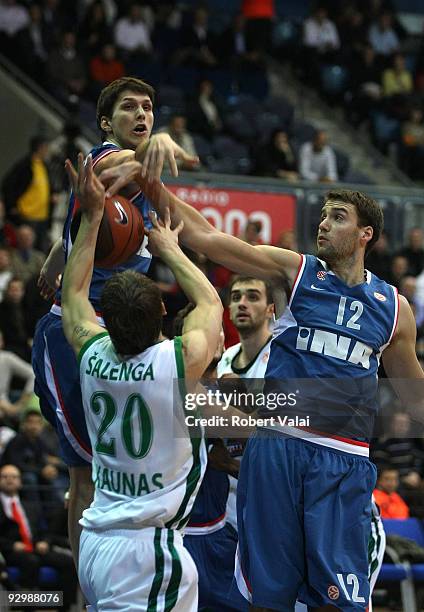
top-left (79, 333), bottom-right (207, 531)
top-left (264, 254), bottom-right (399, 452)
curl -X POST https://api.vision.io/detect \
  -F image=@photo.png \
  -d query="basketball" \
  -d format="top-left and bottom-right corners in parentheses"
top-left (70, 195), bottom-right (145, 268)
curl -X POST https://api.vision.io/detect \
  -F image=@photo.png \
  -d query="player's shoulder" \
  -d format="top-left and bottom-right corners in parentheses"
top-left (217, 343), bottom-right (241, 376)
top-left (90, 141), bottom-right (121, 164)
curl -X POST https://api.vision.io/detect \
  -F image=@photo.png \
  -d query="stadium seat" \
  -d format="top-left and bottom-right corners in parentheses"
top-left (320, 64), bottom-right (349, 96)
top-left (156, 84), bottom-right (186, 112)
top-left (371, 111), bottom-right (401, 150)
top-left (334, 148), bottom-right (350, 181)
top-left (225, 110), bottom-right (257, 142)
top-left (192, 133), bottom-right (214, 165)
top-left (237, 70), bottom-right (269, 100)
top-left (7, 566), bottom-right (59, 584)
top-left (212, 135), bottom-right (252, 174)
top-left (263, 96), bottom-right (295, 129)
top-left (383, 519), bottom-right (424, 581)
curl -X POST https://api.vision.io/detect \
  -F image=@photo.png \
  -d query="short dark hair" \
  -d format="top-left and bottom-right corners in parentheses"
top-left (30, 135), bottom-right (49, 154)
top-left (172, 303), bottom-right (195, 337)
top-left (229, 276), bottom-right (273, 305)
top-left (96, 77), bottom-right (155, 133)
top-left (325, 189), bottom-right (384, 253)
top-left (100, 270), bottom-right (163, 356)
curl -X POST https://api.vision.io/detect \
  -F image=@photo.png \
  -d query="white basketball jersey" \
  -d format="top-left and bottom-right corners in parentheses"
top-left (79, 333), bottom-right (207, 531)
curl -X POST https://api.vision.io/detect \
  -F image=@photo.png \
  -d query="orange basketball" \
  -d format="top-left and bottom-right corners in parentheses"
top-left (70, 195), bottom-right (145, 268)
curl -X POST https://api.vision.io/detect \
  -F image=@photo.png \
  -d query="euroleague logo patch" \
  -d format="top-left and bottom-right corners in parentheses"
top-left (317, 271), bottom-right (326, 281)
top-left (374, 292), bottom-right (386, 302)
top-left (328, 585), bottom-right (340, 600)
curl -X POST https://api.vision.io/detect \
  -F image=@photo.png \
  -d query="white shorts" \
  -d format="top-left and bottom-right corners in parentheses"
top-left (79, 526), bottom-right (198, 611)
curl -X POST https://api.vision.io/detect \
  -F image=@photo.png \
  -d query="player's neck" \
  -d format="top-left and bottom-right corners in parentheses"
top-left (238, 327), bottom-right (271, 365)
top-left (327, 254), bottom-right (365, 287)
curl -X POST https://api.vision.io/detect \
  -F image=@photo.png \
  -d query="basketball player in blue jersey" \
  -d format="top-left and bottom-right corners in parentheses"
top-left (32, 76), bottom-right (200, 565)
top-left (98, 179), bottom-right (424, 611)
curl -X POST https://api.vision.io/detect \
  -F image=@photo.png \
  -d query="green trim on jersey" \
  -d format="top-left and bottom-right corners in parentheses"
top-left (165, 336), bottom-right (203, 530)
top-left (164, 530), bottom-right (182, 611)
top-left (78, 331), bottom-right (109, 365)
top-left (147, 528), bottom-right (165, 611)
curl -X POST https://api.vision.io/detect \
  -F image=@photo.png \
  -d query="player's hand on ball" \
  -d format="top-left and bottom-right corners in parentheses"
top-left (98, 160), bottom-right (143, 198)
top-left (139, 134), bottom-right (199, 181)
top-left (65, 153), bottom-right (105, 219)
top-left (146, 207), bottom-right (184, 256)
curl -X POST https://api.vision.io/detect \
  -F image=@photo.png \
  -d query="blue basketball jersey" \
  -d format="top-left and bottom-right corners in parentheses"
top-left (264, 255), bottom-right (398, 450)
top-left (56, 142), bottom-right (154, 309)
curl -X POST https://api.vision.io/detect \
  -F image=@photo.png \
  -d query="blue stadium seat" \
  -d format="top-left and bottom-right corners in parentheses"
top-left (168, 66), bottom-right (199, 96)
top-left (156, 84), bottom-right (186, 112)
top-left (320, 64), bottom-right (349, 96)
top-left (237, 70), bottom-right (269, 100)
top-left (371, 111), bottom-right (401, 149)
top-left (383, 519), bottom-right (424, 581)
top-left (263, 97), bottom-right (295, 129)
top-left (192, 133), bottom-right (213, 165)
top-left (7, 566), bottom-right (59, 584)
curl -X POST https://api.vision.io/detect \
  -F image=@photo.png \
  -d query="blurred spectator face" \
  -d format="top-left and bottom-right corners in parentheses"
top-left (0, 248), bottom-right (10, 272)
top-left (410, 108), bottom-right (423, 124)
top-left (199, 79), bottom-right (213, 97)
top-left (379, 13), bottom-right (392, 31)
top-left (194, 8), bottom-right (208, 27)
top-left (390, 255), bottom-right (408, 279)
top-left (277, 230), bottom-right (298, 251)
top-left (364, 46), bottom-right (375, 64)
top-left (129, 4), bottom-right (142, 22)
top-left (16, 225), bottom-right (35, 250)
top-left (0, 465), bottom-right (22, 496)
top-left (22, 412), bottom-right (44, 439)
top-left (92, 2), bottom-right (105, 22)
top-left (372, 232), bottom-right (388, 253)
top-left (393, 54), bottom-right (405, 72)
top-left (5, 279), bottom-right (24, 303)
top-left (315, 7), bottom-right (327, 23)
top-left (102, 44), bottom-right (116, 61)
top-left (273, 130), bottom-right (289, 149)
top-left (391, 412), bottom-right (411, 436)
top-left (399, 276), bottom-right (417, 301)
top-left (63, 32), bottom-right (76, 50)
top-left (244, 221), bottom-right (261, 244)
top-left (169, 115), bottom-right (187, 136)
top-left (409, 228), bottom-right (423, 250)
top-left (378, 469), bottom-right (399, 494)
top-left (313, 131), bottom-right (327, 151)
top-left (29, 4), bottom-right (42, 22)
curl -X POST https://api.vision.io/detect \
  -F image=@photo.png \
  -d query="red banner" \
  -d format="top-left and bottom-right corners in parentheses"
top-left (167, 185), bottom-right (296, 245)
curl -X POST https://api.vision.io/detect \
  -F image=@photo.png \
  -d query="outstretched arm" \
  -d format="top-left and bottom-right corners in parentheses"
top-left (61, 154), bottom-right (105, 356)
top-left (99, 163), bottom-right (300, 285)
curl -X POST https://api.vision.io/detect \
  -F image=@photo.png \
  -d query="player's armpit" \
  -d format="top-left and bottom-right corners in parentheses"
top-left (255, 245), bottom-right (303, 288)
top-left (67, 319), bottom-right (104, 357)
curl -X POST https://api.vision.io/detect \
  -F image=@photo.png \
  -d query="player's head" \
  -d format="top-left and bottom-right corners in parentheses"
top-left (318, 190), bottom-right (383, 262)
top-left (101, 270), bottom-right (163, 356)
top-left (97, 77), bottom-right (155, 149)
top-left (229, 276), bottom-right (274, 336)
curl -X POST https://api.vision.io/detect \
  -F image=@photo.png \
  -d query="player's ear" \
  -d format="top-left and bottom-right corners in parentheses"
top-left (100, 116), bottom-right (112, 134)
top-left (361, 226), bottom-right (373, 245)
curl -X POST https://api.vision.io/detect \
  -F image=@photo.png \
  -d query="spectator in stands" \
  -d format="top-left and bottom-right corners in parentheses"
top-left (0, 330), bottom-right (34, 424)
top-left (114, 3), bottom-right (152, 61)
top-left (218, 13), bottom-right (248, 68)
top-left (159, 114), bottom-right (199, 171)
top-left (188, 79), bottom-right (223, 140)
top-left (373, 467), bottom-right (410, 519)
top-left (240, 220), bottom-right (263, 246)
top-left (337, 5), bottom-right (367, 60)
top-left (0, 464), bottom-right (77, 608)
top-left (254, 129), bottom-right (299, 181)
top-left (348, 45), bottom-right (382, 126)
top-left (177, 6), bottom-right (218, 68)
top-left (241, 0), bottom-right (275, 55)
top-left (299, 130), bottom-right (338, 183)
top-left (302, 6), bottom-right (340, 84)
top-left (47, 30), bottom-right (87, 105)
top-left (0, 278), bottom-right (31, 362)
top-left (402, 107), bottom-right (424, 179)
top-left (0, 248), bottom-right (12, 301)
top-left (276, 229), bottom-right (298, 251)
top-left (369, 12), bottom-right (399, 58)
top-left (382, 52), bottom-right (413, 119)
top-left (0, 0), bottom-right (29, 57)
top-left (2, 135), bottom-right (52, 248)
top-left (1, 409), bottom-right (67, 506)
top-left (387, 254), bottom-right (409, 288)
top-left (398, 275), bottom-right (424, 327)
top-left (366, 230), bottom-right (391, 280)
top-left (9, 225), bottom-right (45, 284)
top-left (89, 42), bottom-right (125, 99)
top-left (15, 4), bottom-right (49, 82)
top-left (41, 0), bottom-right (70, 51)
top-left (398, 228), bottom-right (424, 277)
top-left (79, 0), bottom-right (112, 56)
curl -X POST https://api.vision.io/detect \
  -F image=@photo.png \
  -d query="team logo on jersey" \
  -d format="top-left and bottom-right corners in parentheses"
top-left (328, 585), bottom-right (339, 600)
top-left (374, 292), bottom-right (386, 302)
top-left (317, 271), bottom-right (326, 280)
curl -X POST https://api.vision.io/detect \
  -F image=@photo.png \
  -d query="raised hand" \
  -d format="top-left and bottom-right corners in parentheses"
top-left (146, 207), bottom-right (184, 257)
top-left (138, 134), bottom-right (199, 181)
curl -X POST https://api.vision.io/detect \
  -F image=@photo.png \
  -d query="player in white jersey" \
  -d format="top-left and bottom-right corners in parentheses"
top-left (217, 276), bottom-right (274, 531)
top-left (60, 154), bottom-right (223, 611)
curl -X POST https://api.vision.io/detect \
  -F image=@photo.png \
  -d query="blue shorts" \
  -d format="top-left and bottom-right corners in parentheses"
top-left (235, 430), bottom-right (376, 611)
top-left (184, 524), bottom-right (247, 612)
top-left (32, 312), bottom-right (92, 467)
